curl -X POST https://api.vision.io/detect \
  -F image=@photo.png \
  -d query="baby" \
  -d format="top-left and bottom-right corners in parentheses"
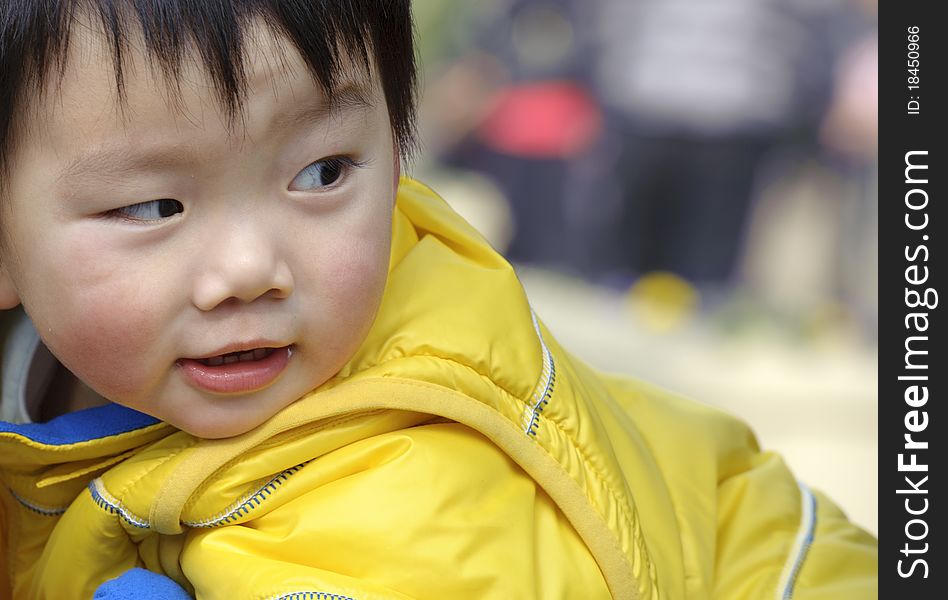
top-left (0, 1), bottom-right (876, 599)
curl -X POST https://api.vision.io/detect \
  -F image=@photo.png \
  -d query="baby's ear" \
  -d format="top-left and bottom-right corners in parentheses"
top-left (0, 264), bottom-right (21, 309)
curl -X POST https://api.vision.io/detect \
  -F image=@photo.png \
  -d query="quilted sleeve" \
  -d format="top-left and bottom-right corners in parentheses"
top-left (597, 371), bottom-right (877, 599)
top-left (713, 450), bottom-right (877, 599)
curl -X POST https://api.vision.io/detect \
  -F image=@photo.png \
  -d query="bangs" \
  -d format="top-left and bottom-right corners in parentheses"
top-left (0, 0), bottom-right (417, 181)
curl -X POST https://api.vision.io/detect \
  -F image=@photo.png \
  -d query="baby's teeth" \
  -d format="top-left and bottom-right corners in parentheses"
top-left (202, 347), bottom-right (276, 366)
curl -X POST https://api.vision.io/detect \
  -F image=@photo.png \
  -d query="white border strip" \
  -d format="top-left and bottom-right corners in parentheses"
top-left (8, 487), bottom-right (67, 516)
top-left (88, 464), bottom-right (309, 530)
top-left (775, 482), bottom-right (817, 600)
top-left (268, 593), bottom-right (356, 600)
top-left (184, 462), bottom-right (307, 528)
top-left (88, 478), bottom-right (151, 529)
top-left (521, 311), bottom-right (555, 436)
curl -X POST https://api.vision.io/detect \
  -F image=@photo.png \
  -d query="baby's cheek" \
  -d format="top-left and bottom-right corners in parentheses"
top-left (329, 238), bottom-right (389, 314)
top-left (50, 281), bottom-right (168, 400)
top-left (315, 244), bottom-right (389, 363)
top-left (44, 235), bottom-right (176, 396)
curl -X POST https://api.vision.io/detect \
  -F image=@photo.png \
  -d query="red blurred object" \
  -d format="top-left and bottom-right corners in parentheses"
top-left (476, 81), bottom-right (602, 159)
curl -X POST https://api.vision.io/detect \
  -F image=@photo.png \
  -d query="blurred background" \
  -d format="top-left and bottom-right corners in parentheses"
top-left (410, 0), bottom-right (878, 533)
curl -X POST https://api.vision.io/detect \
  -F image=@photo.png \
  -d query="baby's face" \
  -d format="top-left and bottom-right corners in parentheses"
top-left (0, 25), bottom-right (397, 437)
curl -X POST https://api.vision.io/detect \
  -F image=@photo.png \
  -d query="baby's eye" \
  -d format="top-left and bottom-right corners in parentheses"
top-left (113, 199), bottom-right (184, 221)
top-left (289, 157), bottom-right (357, 192)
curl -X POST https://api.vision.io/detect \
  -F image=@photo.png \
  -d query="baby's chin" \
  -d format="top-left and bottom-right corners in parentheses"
top-left (142, 395), bottom-right (295, 439)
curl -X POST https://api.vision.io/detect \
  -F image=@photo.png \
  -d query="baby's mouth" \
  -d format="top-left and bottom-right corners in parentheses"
top-left (179, 345), bottom-right (292, 395)
top-left (198, 347), bottom-right (276, 367)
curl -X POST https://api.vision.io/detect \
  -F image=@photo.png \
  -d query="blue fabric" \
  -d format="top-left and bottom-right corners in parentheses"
top-left (0, 403), bottom-right (160, 446)
top-left (94, 568), bottom-right (191, 599)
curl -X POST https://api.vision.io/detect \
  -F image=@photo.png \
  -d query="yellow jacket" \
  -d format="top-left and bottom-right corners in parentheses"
top-left (1, 179), bottom-right (876, 599)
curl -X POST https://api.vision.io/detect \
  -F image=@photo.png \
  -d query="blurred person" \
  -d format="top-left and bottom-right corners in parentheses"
top-left (591, 0), bottom-right (844, 289)
top-left (738, 0), bottom-right (877, 336)
top-left (820, 20), bottom-right (878, 334)
top-left (431, 0), bottom-right (609, 270)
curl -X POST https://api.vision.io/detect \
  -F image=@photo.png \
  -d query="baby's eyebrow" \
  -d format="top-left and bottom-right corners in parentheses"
top-left (57, 145), bottom-right (198, 184)
top-left (270, 80), bottom-right (375, 132)
top-left (55, 82), bottom-right (374, 185)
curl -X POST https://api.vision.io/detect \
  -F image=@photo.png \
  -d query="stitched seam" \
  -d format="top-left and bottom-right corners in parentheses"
top-left (618, 404), bottom-right (686, 593)
top-left (529, 416), bottom-right (645, 597)
top-left (185, 411), bottom-right (388, 510)
top-left (267, 593), bottom-right (357, 600)
top-left (362, 353), bottom-right (529, 429)
top-left (253, 411), bottom-right (389, 454)
top-left (83, 413), bottom-right (393, 531)
top-left (184, 461), bottom-right (311, 528)
top-left (391, 313), bottom-right (555, 435)
top-left (107, 439), bottom-right (196, 530)
top-left (349, 322), bottom-right (641, 588)
top-left (88, 478), bottom-right (150, 529)
top-left (326, 342), bottom-right (526, 402)
top-left (528, 402), bottom-right (653, 598)
top-left (328, 376), bottom-right (645, 596)
top-left (330, 312), bottom-right (548, 427)
top-left (511, 319), bottom-right (634, 532)
top-left (88, 460), bottom-right (312, 530)
top-left (522, 311), bottom-right (556, 436)
top-left (538, 411), bottom-right (636, 521)
top-left (398, 353), bottom-right (524, 402)
top-left (776, 482), bottom-right (817, 600)
top-left (112, 441), bottom-right (196, 503)
top-left (7, 487), bottom-right (67, 516)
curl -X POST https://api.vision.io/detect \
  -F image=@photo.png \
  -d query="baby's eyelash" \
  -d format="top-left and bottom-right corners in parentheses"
top-left (333, 156), bottom-right (369, 169)
top-left (318, 155), bottom-right (372, 179)
top-left (290, 155), bottom-right (370, 192)
top-left (104, 198), bottom-right (184, 223)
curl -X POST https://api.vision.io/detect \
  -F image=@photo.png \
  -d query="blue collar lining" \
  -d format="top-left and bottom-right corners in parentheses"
top-left (0, 403), bottom-right (161, 446)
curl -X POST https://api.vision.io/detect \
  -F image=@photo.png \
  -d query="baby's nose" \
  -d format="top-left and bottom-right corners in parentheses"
top-left (190, 224), bottom-right (294, 311)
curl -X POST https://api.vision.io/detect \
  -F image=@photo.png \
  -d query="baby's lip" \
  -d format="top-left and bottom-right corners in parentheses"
top-left (177, 345), bottom-right (293, 395)
top-left (188, 340), bottom-right (288, 361)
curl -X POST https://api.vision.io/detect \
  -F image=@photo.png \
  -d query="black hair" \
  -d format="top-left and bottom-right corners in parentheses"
top-left (0, 0), bottom-right (418, 185)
